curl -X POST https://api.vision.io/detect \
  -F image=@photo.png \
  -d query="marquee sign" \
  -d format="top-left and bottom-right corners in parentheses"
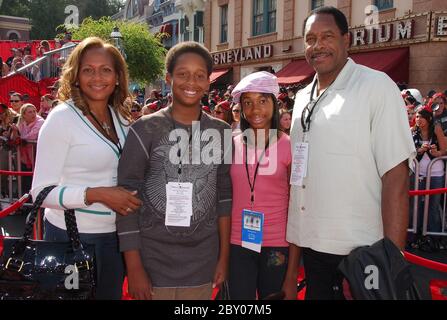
top-left (212, 44), bottom-right (273, 66)
top-left (350, 19), bottom-right (415, 47)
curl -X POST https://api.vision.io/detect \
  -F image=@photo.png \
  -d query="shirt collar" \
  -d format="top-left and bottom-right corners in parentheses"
top-left (303, 57), bottom-right (355, 95)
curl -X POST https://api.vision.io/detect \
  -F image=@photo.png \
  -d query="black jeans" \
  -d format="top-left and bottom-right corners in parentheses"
top-left (229, 244), bottom-right (289, 300)
top-left (302, 248), bottom-right (347, 300)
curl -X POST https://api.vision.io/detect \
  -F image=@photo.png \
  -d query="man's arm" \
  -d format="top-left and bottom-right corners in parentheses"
top-left (381, 160), bottom-right (410, 250)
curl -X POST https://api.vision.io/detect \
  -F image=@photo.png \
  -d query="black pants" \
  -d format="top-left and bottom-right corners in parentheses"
top-left (302, 248), bottom-right (347, 300)
top-left (229, 245), bottom-right (289, 300)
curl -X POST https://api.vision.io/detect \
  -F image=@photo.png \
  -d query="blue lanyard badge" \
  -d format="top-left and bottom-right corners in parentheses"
top-left (241, 209), bottom-right (264, 253)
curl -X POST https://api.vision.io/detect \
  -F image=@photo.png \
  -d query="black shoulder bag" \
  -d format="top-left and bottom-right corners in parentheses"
top-left (0, 186), bottom-right (96, 300)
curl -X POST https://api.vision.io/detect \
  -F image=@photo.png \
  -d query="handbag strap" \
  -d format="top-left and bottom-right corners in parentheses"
top-left (9, 186), bottom-right (84, 262)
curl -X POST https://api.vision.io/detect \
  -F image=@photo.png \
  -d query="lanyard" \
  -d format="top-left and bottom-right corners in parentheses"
top-left (170, 107), bottom-right (202, 182)
top-left (244, 133), bottom-right (273, 208)
top-left (300, 78), bottom-right (336, 135)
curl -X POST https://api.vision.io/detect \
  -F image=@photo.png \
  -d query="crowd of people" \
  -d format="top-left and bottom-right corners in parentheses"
top-left (404, 88), bottom-right (447, 251)
top-left (0, 33), bottom-right (74, 80)
top-left (1, 6), bottom-right (447, 301)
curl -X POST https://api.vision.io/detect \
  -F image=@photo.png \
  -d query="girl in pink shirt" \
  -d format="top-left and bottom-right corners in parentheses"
top-left (229, 72), bottom-right (299, 300)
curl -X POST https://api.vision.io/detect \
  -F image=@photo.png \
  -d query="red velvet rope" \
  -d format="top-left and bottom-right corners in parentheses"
top-left (0, 194), bottom-right (30, 218)
top-left (0, 170), bottom-right (33, 177)
top-left (409, 188), bottom-right (447, 196)
top-left (404, 251), bottom-right (447, 273)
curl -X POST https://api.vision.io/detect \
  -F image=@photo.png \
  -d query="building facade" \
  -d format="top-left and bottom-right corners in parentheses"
top-left (204, 0), bottom-right (447, 95)
top-left (113, 0), bottom-right (208, 94)
top-left (0, 15), bottom-right (31, 41)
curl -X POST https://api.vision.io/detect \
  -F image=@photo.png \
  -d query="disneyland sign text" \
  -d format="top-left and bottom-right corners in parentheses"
top-left (212, 44), bottom-right (273, 66)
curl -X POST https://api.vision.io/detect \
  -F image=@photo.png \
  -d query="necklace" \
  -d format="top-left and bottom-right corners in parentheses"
top-left (90, 110), bottom-right (111, 135)
top-left (89, 108), bottom-right (123, 155)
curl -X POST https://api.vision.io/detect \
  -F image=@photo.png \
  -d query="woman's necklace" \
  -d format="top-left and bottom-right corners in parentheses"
top-left (90, 110), bottom-right (111, 135)
top-left (88, 107), bottom-right (123, 155)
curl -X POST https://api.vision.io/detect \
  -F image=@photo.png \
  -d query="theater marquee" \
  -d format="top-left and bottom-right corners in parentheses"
top-left (212, 44), bottom-right (273, 66)
top-left (349, 11), bottom-right (447, 50)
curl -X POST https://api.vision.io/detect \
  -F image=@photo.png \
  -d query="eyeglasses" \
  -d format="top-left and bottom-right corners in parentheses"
top-left (232, 110), bottom-right (241, 113)
top-left (10, 100), bottom-right (20, 103)
top-left (301, 100), bottom-right (317, 133)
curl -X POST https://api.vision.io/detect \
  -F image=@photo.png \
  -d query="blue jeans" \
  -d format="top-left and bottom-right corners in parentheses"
top-left (411, 176), bottom-right (444, 233)
top-left (44, 220), bottom-right (124, 300)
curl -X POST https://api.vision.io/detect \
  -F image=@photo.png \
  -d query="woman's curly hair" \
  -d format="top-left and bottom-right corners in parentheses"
top-left (57, 36), bottom-right (132, 124)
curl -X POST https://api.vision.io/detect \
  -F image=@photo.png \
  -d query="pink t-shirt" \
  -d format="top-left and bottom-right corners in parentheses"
top-left (230, 133), bottom-right (292, 247)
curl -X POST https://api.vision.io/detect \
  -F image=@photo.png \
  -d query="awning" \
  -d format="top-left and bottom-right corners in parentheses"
top-left (276, 60), bottom-right (315, 85)
top-left (350, 47), bottom-right (409, 84)
top-left (164, 23), bottom-right (173, 36)
top-left (210, 69), bottom-right (229, 84)
top-left (275, 47), bottom-right (409, 86)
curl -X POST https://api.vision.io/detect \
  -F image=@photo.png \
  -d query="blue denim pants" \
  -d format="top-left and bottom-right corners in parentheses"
top-left (44, 220), bottom-right (124, 300)
top-left (411, 176), bottom-right (444, 233)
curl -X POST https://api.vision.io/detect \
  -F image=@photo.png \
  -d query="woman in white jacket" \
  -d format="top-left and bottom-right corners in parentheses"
top-left (31, 37), bottom-right (142, 300)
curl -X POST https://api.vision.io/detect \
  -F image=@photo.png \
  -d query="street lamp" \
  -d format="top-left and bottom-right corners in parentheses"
top-left (110, 26), bottom-right (126, 59)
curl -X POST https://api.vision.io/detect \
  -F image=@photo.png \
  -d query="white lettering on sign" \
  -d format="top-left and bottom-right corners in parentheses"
top-left (396, 20), bottom-right (414, 40)
top-left (437, 16), bottom-right (447, 36)
top-left (212, 45), bottom-right (274, 65)
top-left (350, 19), bottom-right (415, 47)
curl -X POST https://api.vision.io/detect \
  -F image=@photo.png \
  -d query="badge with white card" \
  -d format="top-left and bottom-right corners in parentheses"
top-left (290, 142), bottom-right (309, 187)
top-left (241, 209), bottom-right (264, 253)
top-left (165, 182), bottom-right (193, 227)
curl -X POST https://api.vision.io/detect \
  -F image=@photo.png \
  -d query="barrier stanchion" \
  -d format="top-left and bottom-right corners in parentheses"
top-left (17, 149), bottom-right (22, 198)
top-left (0, 194), bottom-right (29, 218)
top-left (7, 150), bottom-right (13, 203)
top-left (422, 156), bottom-right (447, 237)
top-left (409, 159), bottom-right (420, 234)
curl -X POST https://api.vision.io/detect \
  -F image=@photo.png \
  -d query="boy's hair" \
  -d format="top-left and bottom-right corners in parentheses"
top-left (303, 6), bottom-right (349, 36)
top-left (165, 41), bottom-right (213, 76)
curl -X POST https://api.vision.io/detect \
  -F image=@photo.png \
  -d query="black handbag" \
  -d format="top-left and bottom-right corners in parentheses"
top-left (0, 186), bottom-right (96, 300)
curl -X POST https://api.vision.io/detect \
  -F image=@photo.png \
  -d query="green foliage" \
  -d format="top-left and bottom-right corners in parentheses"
top-left (29, 0), bottom-right (67, 40)
top-left (68, 17), bottom-right (166, 86)
top-left (0, 0), bottom-right (125, 40)
top-left (0, 0), bottom-right (30, 17)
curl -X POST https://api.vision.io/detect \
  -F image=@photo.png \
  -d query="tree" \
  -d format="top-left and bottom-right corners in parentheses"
top-left (0, 0), bottom-right (30, 17)
top-left (0, 0), bottom-right (126, 40)
top-left (29, 0), bottom-right (67, 39)
top-left (69, 17), bottom-right (166, 86)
